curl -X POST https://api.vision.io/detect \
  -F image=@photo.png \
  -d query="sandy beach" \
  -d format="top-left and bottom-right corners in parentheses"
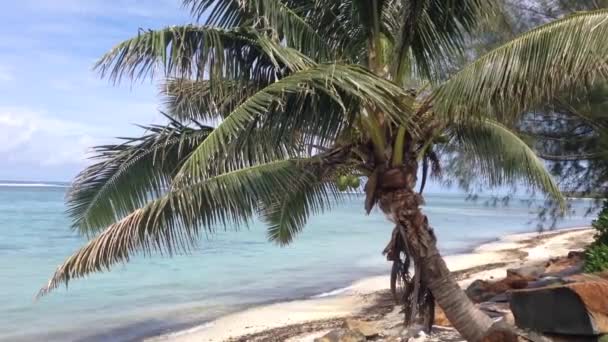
top-left (146, 226), bottom-right (594, 342)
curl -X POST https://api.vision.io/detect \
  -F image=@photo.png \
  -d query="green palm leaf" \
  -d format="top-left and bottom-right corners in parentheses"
top-left (259, 151), bottom-right (349, 246)
top-left (175, 63), bottom-right (413, 183)
top-left (433, 9), bottom-right (608, 121)
top-left (452, 119), bottom-right (565, 206)
top-left (96, 25), bottom-right (311, 83)
top-left (391, 0), bottom-right (500, 83)
top-left (39, 158), bottom-right (321, 297)
top-left (289, 0), bottom-right (369, 60)
top-left (68, 118), bottom-right (213, 236)
top-left (183, 0), bottom-right (330, 60)
top-left (162, 78), bottom-right (259, 122)
top-left (163, 76), bottom-right (358, 151)
top-left (69, 115), bottom-right (306, 237)
top-left (262, 181), bottom-right (342, 246)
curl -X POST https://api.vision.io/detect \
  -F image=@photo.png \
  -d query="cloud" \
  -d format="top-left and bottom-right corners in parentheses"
top-left (0, 2), bottom-right (186, 180)
top-left (0, 107), bottom-right (102, 167)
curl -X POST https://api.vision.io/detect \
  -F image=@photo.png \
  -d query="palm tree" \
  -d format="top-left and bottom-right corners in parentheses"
top-left (39, 1), bottom-right (608, 340)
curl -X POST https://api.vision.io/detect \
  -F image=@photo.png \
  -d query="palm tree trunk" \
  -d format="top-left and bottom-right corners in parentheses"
top-left (378, 184), bottom-right (494, 341)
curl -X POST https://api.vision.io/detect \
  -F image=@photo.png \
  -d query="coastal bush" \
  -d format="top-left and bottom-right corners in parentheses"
top-left (585, 244), bottom-right (608, 273)
top-left (584, 201), bottom-right (608, 272)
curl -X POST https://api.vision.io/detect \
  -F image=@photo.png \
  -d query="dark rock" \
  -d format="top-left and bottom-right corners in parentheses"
top-left (525, 276), bottom-right (570, 289)
top-left (519, 331), bottom-right (556, 342)
top-left (466, 279), bottom-right (493, 303)
top-left (465, 275), bottom-right (529, 303)
top-left (479, 302), bottom-right (512, 319)
top-left (569, 251), bottom-right (586, 259)
top-left (544, 264), bottom-right (584, 278)
top-left (544, 253), bottom-right (584, 277)
top-left (314, 328), bottom-right (366, 342)
top-left (510, 280), bottom-right (608, 336)
top-left (548, 335), bottom-right (600, 341)
top-left (487, 292), bottom-right (511, 303)
top-left (507, 265), bottom-right (546, 280)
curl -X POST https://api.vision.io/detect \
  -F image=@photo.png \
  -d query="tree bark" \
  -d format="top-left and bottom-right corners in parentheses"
top-left (378, 186), bottom-right (494, 341)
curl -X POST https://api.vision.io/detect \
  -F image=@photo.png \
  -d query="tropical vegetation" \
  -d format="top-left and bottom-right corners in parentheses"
top-left (439, 1), bottom-right (608, 205)
top-left (38, 1), bottom-right (608, 340)
top-left (585, 200), bottom-right (608, 272)
top-left (505, 0), bottom-right (608, 202)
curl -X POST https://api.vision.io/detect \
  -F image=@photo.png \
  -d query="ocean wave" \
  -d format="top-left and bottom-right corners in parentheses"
top-left (0, 183), bottom-right (68, 188)
top-left (310, 286), bottom-right (351, 298)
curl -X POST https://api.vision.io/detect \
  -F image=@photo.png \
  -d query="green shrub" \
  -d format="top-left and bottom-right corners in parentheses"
top-left (584, 200), bottom-right (608, 273)
top-left (584, 244), bottom-right (608, 273)
top-left (592, 201), bottom-right (608, 245)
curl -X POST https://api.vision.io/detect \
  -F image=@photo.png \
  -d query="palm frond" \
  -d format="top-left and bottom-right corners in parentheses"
top-left (183, 0), bottom-right (330, 60)
top-left (96, 25), bottom-right (311, 83)
top-left (68, 118), bottom-right (213, 236)
top-left (175, 63), bottom-right (413, 183)
top-left (262, 181), bottom-right (342, 246)
top-left (183, 0), bottom-right (242, 27)
top-left (163, 76), bottom-right (358, 150)
top-left (259, 150), bottom-right (349, 245)
top-left (451, 119), bottom-right (565, 206)
top-left (391, 0), bottom-right (500, 83)
top-left (162, 78), bottom-right (258, 122)
top-left (433, 9), bottom-right (608, 122)
top-left (291, 0), bottom-right (369, 61)
top-left (379, 0), bottom-right (401, 37)
top-left (40, 158), bottom-right (322, 297)
top-left (69, 114), bottom-right (308, 236)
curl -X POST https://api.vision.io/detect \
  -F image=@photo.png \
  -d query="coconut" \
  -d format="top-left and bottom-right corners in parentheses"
top-left (348, 175), bottom-right (360, 188)
top-left (337, 175), bottom-right (349, 191)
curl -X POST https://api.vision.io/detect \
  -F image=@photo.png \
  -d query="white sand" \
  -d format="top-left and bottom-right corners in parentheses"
top-left (152, 296), bottom-right (365, 342)
top-left (147, 227), bottom-right (593, 342)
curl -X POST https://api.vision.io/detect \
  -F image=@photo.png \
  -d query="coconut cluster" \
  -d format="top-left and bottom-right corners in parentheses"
top-left (336, 174), bottom-right (360, 191)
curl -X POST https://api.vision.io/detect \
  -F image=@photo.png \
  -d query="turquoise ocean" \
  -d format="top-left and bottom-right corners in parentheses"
top-left (0, 182), bottom-right (596, 341)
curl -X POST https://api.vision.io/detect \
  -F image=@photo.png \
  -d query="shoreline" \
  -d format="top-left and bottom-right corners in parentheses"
top-left (147, 226), bottom-right (594, 342)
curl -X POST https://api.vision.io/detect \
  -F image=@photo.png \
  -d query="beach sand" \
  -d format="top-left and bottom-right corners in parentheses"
top-left (147, 227), bottom-right (594, 342)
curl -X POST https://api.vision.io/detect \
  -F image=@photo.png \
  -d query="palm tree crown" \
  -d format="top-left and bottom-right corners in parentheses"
top-left (39, 1), bottom-right (608, 340)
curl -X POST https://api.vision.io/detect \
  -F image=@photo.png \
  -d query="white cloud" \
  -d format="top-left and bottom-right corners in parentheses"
top-left (0, 107), bottom-right (102, 167)
top-left (0, 1), bottom-right (185, 181)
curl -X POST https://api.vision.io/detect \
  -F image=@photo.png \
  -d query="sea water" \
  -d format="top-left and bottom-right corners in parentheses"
top-left (0, 183), bottom-right (595, 341)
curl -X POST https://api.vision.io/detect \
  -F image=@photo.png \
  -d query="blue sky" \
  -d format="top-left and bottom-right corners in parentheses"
top-left (0, 1), bottom-right (540, 194)
top-left (0, 1), bottom-right (451, 194)
top-left (0, 1), bottom-right (191, 181)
